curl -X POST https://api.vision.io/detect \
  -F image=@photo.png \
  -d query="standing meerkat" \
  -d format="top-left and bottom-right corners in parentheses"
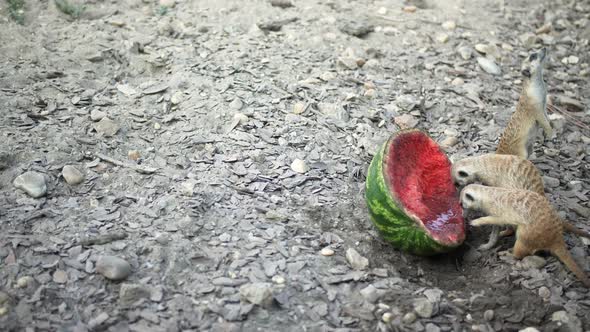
top-left (460, 184), bottom-right (590, 288)
top-left (496, 47), bottom-right (553, 159)
top-left (452, 154), bottom-right (590, 246)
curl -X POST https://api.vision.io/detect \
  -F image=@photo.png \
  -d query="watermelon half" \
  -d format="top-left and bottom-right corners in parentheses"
top-left (365, 129), bottom-right (465, 256)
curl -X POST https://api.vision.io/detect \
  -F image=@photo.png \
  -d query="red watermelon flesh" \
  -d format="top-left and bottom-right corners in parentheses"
top-left (384, 131), bottom-right (464, 246)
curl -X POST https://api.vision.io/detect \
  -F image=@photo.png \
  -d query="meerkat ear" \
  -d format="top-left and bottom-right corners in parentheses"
top-left (521, 69), bottom-right (531, 77)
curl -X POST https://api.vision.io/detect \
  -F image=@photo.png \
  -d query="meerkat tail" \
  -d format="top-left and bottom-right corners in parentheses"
top-left (479, 226), bottom-right (500, 251)
top-left (562, 222), bottom-right (590, 239)
top-left (551, 246), bottom-right (590, 288)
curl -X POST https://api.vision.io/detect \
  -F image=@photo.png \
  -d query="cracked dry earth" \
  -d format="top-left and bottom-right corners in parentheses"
top-left (1, 0), bottom-right (590, 331)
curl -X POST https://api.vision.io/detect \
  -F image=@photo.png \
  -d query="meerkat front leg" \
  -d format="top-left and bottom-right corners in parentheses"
top-left (479, 227), bottom-right (500, 251)
top-left (538, 118), bottom-right (553, 140)
top-left (470, 216), bottom-right (507, 227)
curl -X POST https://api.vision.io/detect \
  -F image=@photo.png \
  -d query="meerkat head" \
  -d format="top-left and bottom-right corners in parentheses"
top-left (460, 184), bottom-right (485, 211)
top-left (451, 159), bottom-right (478, 187)
top-left (521, 47), bottom-right (547, 78)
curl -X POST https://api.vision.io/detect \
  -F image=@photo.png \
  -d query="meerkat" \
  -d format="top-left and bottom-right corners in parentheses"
top-left (452, 154), bottom-right (590, 245)
top-left (460, 184), bottom-right (590, 288)
top-left (496, 47), bottom-right (553, 159)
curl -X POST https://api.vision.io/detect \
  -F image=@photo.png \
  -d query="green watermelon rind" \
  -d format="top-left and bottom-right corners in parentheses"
top-left (365, 132), bottom-right (459, 256)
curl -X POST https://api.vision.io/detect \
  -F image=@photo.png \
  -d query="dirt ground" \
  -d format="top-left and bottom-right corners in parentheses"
top-left (1, 0), bottom-right (589, 331)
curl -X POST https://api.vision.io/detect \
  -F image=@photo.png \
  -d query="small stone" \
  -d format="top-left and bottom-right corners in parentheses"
top-left (403, 6), bottom-right (417, 13)
top-left (451, 77), bottom-right (464, 85)
top-left (382, 312), bottom-right (393, 323)
top-left (93, 117), bottom-right (120, 137)
top-left (272, 275), bottom-right (285, 284)
top-left (229, 98), bottom-right (243, 110)
top-left (442, 21), bottom-right (456, 30)
top-left (394, 114), bottom-right (418, 129)
top-left (319, 71), bottom-right (336, 81)
top-left (88, 312), bottom-right (109, 329)
top-left (292, 102), bottom-right (306, 114)
top-left (53, 269), bottom-right (68, 284)
top-left (402, 312), bottom-right (417, 324)
top-left (119, 283), bottom-right (151, 306)
top-left (522, 255), bottom-right (546, 269)
top-left (90, 109), bottom-right (106, 122)
top-left (474, 44), bottom-right (489, 54)
top-left (436, 33), bottom-right (449, 43)
top-left (337, 57), bottom-right (358, 70)
top-left (170, 91), bottom-right (183, 105)
top-left (219, 233), bottom-right (231, 242)
top-left (269, 0), bottom-right (293, 8)
top-left (519, 32), bottom-right (538, 48)
top-left (519, 328), bottom-right (540, 332)
top-left (413, 298), bottom-right (434, 318)
top-left (16, 276), bottom-right (33, 288)
top-left (128, 150), bottom-right (141, 161)
top-left (484, 309), bottom-right (494, 321)
top-left (548, 113), bottom-right (566, 135)
top-left (363, 89), bottom-right (376, 98)
top-left (477, 57), bottom-right (501, 75)
top-left (291, 159), bottom-right (309, 174)
top-left (542, 176), bottom-right (559, 189)
top-left (62, 165), bottom-right (84, 185)
top-left (13, 172), bottom-right (47, 198)
top-left (538, 286), bottom-right (550, 299)
top-left (346, 248), bottom-right (369, 270)
top-left (535, 23), bottom-right (552, 34)
top-left (440, 136), bottom-right (459, 149)
top-left (377, 7), bottom-right (387, 15)
top-left (239, 283), bottom-right (274, 307)
top-left (159, 0), bottom-right (175, 7)
top-left (338, 19), bottom-right (374, 37)
top-left (154, 122), bottom-right (161, 130)
top-left (320, 247), bottom-right (334, 256)
top-left (425, 323), bottom-right (441, 332)
top-left (360, 285), bottom-right (379, 303)
top-left (233, 113), bottom-right (249, 125)
top-left (458, 46), bottom-right (472, 60)
top-left (96, 256), bottom-right (132, 281)
top-left (569, 56), bottom-right (579, 65)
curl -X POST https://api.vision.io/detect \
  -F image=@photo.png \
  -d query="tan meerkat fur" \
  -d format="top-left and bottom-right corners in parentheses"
top-left (496, 47), bottom-right (552, 159)
top-left (460, 184), bottom-right (590, 288)
top-left (452, 154), bottom-right (590, 241)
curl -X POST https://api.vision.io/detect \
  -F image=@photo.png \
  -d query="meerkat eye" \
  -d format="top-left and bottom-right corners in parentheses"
top-left (464, 193), bottom-right (475, 203)
top-left (458, 170), bottom-right (469, 178)
top-left (529, 53), bottom-right (537, 61)
top-left (521, 68), bottom-right (531, 77)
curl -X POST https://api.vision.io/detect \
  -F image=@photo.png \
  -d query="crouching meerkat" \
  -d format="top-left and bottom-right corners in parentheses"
top-left (460, 184), bottom-right (590, 288)
top-left (452, 154), bottom-right (590, 246)
top-left (496, 47), bottom-right (553, 159)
